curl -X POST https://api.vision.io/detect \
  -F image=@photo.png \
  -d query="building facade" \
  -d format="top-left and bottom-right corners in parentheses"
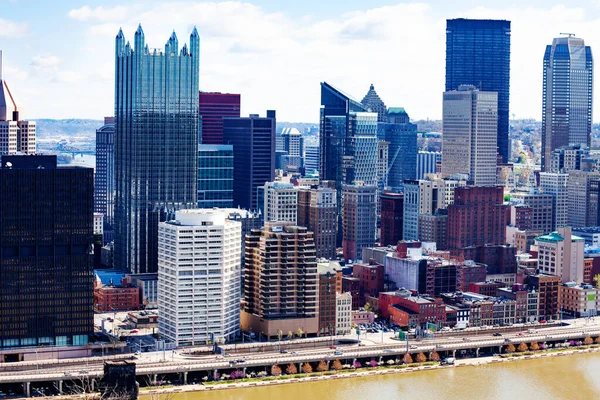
top-left (198, 92), bottom-right (241, 145)
top-left (0, 155), bottom-right (94, 348)
top-left (342, 184), bottom-right (377, 261)
top-left (361, 84), bottom-right (387, 122)
top-left (259, 181), bottom-right (298, 224)
top-left (417, 151), bottom-right (442, 180)
top-left (568, 170), bottom-right (600, 228)
top-left (445, 18), bottom-right (511, 162)
top-left (380, 191), bottom-right (404, 246)
top-left (535, 228), bottom-right (585, 283)
top-left (541, 36), bottom-right (593, 171)
top-left (304, 145), bottom-right (319, 174)
top-left (442, 85), bottom-right (498, 186)
top-left (242, 223), bottom-right (319, 338)
top-left (510, 192), bottom-right (554, 234)
top-left (158, 209), bottom-right (241, 346)
top-left (318, 262), bottom-right (342, 335)
top-left (197, 144), bottom-right (234, 209)
top-left (223, 111), bottom-right (276, 211)
top-left (95, 117), bottom-right (115, 225)
top-left (335, 292), bottom-right (353, 335)
top-left (297, 187), bottom-right (337, 259)
top-left (114, 26), bottom-right (199, 274)
top-left (539, 172), bottom-right (569, 230)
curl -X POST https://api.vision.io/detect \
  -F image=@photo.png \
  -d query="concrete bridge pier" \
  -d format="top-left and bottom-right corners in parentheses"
top-left (213, 369), bottom-right (218, 380)
top-left (452, 350), bottom-right (456, 357)
top-left (499, 346), bottom-right (503, 354)
top-left (153, 374), bottom-right (157, 384)
top-left (183, 372), bottom-right (188, 385)
top-left (378, 356), bottom-right (383, 364)
top-left (23, 382), bottom-right (30, 397)
top-left (58, 380), bottom-right (63, 394)
top-left (476, 348), bottom-right (480, 357)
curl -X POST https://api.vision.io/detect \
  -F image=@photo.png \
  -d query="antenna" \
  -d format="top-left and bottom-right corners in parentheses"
top-left (0, 50), bottom-right (3, 81)
top-left (559, 33), bottom-right (576, 38)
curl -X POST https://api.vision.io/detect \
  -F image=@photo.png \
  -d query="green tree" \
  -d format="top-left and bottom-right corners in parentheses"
top-left (271, 364), bottom-right (282, 376)
top-left (331, 359), bottom-right (343, 371)
top-left (285, 363), bottom-right (297, 375)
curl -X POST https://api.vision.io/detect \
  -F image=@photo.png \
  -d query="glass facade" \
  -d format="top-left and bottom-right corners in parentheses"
top-left (0, 155), bottom-right (94, 348)
top-left (198, 92), bottom-right (241, 144)
top-left (95, 118), bottom-right (115, 225)
top-left (446, 19), bottom-right (511, 162)
top-left (223, 111), bottom-right (276, 211)
top-left (541, 37), bottom-right (593, 171)
top-left (377, 108), bottom-right (417, 190)
top-left (197, 144), bottom-right (234, 209)
top-left (114, 26), bottom-right (199, 274)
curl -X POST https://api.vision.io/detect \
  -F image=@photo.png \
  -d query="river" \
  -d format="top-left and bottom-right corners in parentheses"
top-left (169, 353), bottom-right (600, 400)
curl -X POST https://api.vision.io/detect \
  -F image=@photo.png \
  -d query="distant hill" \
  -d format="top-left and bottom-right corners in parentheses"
top-left (34, 119), bottom-right (103, 139)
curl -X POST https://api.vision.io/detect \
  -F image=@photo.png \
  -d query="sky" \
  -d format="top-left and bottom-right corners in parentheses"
top-left (3, 0), bottom-right (600, 122)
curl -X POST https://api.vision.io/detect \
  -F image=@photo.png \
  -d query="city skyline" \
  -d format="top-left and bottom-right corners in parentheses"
top-left (4, 1), bottom-right (600, 123)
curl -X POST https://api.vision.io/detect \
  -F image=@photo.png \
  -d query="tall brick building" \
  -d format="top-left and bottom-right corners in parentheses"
top-left (447, 186), bottom-right (508, 253)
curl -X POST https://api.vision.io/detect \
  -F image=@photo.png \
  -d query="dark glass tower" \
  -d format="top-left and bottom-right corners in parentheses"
top-left (223, 111), bottom-right (276, 211)
top-left (114, 26), bottom-right (199, 274)
top-left (541, 36), bottom-right (593, 171)
top-left (446, 18), bottom-right (511, 162)
top-left (198, 92), bottom-right (241, 144)
top-left (197, 144), bottom-right (234, 208)
top-left (0, 155), bottom-right (94, 348)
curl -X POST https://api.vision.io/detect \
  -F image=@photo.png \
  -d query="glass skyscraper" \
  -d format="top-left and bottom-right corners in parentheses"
top-left (197, 144), bottom-right (234, 209)
top-left (446, 18), bottom-right (511, 162)
top-left (114, 26), bottom-right (199, 274)
top-left (95, 117), bottom-right (115, 225)
top-left (541, 36), bottom-right (593, 172)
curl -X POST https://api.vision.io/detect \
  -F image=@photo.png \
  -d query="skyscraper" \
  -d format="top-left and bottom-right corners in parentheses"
top-left (361, 84), bottom-right (387, 122)
top-left (541, 36), bottom-right (593, 171)
top-left (95, 117), bottom-right (115, 225)
top-left (158, 209), bottom-right (241, 345)
top-left (114, 26), bottom-right (199, 274)
top-left (446, 18), bottom-right (511, 162)
top-left (342, 184), bottom-right (376, 261)
top-left (380, 191), bottom-right (404, 246)
top-left (281, 127), bottom-right (304, 170)
top-left (0, 50), bottom-right (36, 156)
top-left (223, 111), bottom-right (276, 211)
top-left (304, 144), bottom-right (319, 174)
top-left (297, 186), bottom-right (337, 259)
top-left (198, 92), bottom-right (241, 144)
top-left (442, 85), bottom-right (498, 186)
top-left (540, 172), bottom-right (569, 229)
top-left (417, 151), bottom-right (442, 180)
top-left (197, 144), bottom-right (234, 209)
top-left (377, 107), bottom-right (418, 190)
top-left (259, 181), bottom-right (298, 223)
top-left (0, 155), bottom-right (94, 349)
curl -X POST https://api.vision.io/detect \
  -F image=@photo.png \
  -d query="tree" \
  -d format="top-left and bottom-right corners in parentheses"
top-left (415, 352), bottom-right (427, 363)
top-left (316, 360), bottom-right (328, 372)
top-left (517, 342), bottom-right (528, 352)
top-left (277, 329), bottom-right (283, 342)
top-left (286, 363), bottom-right (297, 375)
top-left (331, 359), bottom-right (343, 371)
top-left (364, 303), bottom-right (373, 312)
top-left (301, 362), bottom-right (313, 374)
top-left (505, 343), bottom-right (516, 353)
top-left (595, 336), bottom-right (600, 344)
top-left (594, 274), bottom-right (600, 289)
top-left (529, 342), bottom-right (540, 351)
top-left (296, 328), bottom-right (304, 338)
top-left (402, 353), bottom-right (413, 364)
top-left (287, 331), bottom-right (293, 340)
top-left (271, 364), bottom-right (282, 376)
top-left (584, 336), bottom-right (593, 345)
top-left (429, 351), bottom-right (440, 362)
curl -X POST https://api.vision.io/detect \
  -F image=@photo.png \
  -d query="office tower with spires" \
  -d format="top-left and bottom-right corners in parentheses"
top-left (361, 84), bottom-right (387, 122)
top-left (0, 50), bottom-right (36, 156)
top-left (541, 35), bottom-right (593, 171)
top-left (114, 26), bottom-right (200, 274)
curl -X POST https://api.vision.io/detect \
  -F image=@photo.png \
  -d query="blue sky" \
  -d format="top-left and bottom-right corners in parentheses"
top-left (3, 0), bottom-right (600, 122)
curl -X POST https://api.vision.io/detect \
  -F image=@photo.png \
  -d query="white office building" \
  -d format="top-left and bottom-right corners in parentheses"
top-left (335, 292), bottom-right (352, 335)
top-left (158, 209), bottom-right (242, 346)
top-left (260, 181), bottom-right (298, 224)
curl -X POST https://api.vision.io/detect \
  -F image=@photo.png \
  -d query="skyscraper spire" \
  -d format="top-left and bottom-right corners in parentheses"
top-left (361, 84), bottom-right (387, 123)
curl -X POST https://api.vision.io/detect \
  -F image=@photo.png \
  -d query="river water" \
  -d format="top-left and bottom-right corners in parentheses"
top-left (170, 353), bottom-right (600, 400)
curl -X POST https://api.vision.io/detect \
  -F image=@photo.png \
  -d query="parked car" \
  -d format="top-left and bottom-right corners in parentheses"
top-left (330, 345), bottom-right (337, 349)
top-left (493, 333), bottom-right (503, 337)
top-left (280, 349), bottom-right (288, 354)
top-left (334, 350), bottom-right (343, 355)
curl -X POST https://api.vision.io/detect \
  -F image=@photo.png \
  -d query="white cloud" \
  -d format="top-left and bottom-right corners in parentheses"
top-left (0, 17), bottom-right (29, 38)
top-left (30, 55), bottom-right (61, 70)
top-left (67, 5), bottom-right (128, 22)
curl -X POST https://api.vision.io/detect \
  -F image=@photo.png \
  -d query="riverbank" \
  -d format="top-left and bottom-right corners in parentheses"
top-left (138, 346), bottom-right (600, 397)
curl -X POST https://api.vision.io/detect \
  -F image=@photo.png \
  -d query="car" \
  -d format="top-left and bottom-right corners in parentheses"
top-left (441, 327), bottom-right (451, 332)
top-left (215, 355), bottom-right (223, 359)
top-left (130, 329), bottom-right (139, 333)
top-left (237, 359), bottom-right (246, 363)
top-left (280, 349), bottom-right (288, 354)
top-left (383, 350), bottom-right (393, 353)
top-left (410, 345), bottom-right (418, 349)
top-left (333, 350), bottom-right (343, 355)
top-left (330, 345), bottom-right (337, 349)
top-left (462, 338), bottom-right (470, 342)
top-left (134, 351), bottom-right (141, 356)
top-left (493, 333), bottom-right (502, 337)
top-left (540, 320), bottom-right (547, 324)
top-left (517, 332), bottom-right (524, 336)
top-left (358, 343), bottom-right (366, 347)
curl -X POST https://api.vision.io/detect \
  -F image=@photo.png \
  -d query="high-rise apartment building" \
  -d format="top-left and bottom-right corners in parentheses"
top-left (542, 36), bottom-right (593, 171)
top-left (380, 191), bottom-right (404, 246)
top-left (0, 155), bottom-right (93, 349)
top-left (446, 19), bottom-right (511, 162)
top-left (535, 228), bottom-right (585, 283)
top-left (442, 85), bottom-right (498, 186)
top-left (197, 144), bottom-right (233, 209)
top-left (417, 151), bottom-right (442, 180)
top-left (297, 186), bottom-right (337, 259)
top-left (223, 111), bottom-right (276, 211)
top-left (198, 92), bottom-right (241, 144)
top-left (342, 184), bottom-right (377, 261)
top-left (447, 186), bottom-right (508, 252)
top-left (568, 170), bottom-right (600, 228)
top-left (95, 117), bottom-right (115, 225)
top-left (539, 172), bottom-right (569, 230)
top-left (242, 223), bottom-right (319, 338)
top-left (259, 181), bottom-right (298, 224)
top-left (377, 107), bottom-right (417, 190)
top-left (114, 26), bottom-right (199, 274)
top-left (0, 51), bottom-right (36, 156)
top-left (158, 209), bottom-right (241, 346)
top-left (361, 84), bottom-right (387, 123)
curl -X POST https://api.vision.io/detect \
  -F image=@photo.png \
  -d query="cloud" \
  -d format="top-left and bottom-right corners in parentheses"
top-left (30, 55), bottom-right (61, 70)
top-left (67, 5), bottom-right (128, 22)
top-left (0, 17), bottom-right (29, 38)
